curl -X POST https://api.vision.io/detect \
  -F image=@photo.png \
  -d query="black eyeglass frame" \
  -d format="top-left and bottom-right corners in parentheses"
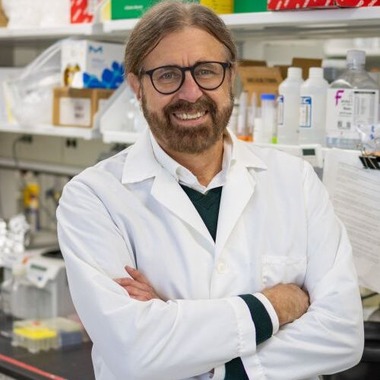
top-left (139, 61), bottom-right (232, 95)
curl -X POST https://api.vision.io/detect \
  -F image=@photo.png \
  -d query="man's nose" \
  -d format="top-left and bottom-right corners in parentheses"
top-left (176, 71), bottom-right (203, 102)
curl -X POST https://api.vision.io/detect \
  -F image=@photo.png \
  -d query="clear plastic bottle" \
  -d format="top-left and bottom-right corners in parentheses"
top-left (259, 93), bottom-right (277, 144)
top-left (277, 67), bottom-right (304, 145)
top-left (236, 90), bottom-right (250, 141)
top-left (325, 49), bottom-right (380, 149)
top-left (299, 67), bottom-right (329, 145)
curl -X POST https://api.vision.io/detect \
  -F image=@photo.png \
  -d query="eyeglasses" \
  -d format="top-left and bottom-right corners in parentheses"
top-left (140, 61), bottom-right (232, 95)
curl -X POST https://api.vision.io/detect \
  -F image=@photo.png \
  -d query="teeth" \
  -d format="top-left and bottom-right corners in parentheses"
top-left (176, 111), bottom-right (205, 120)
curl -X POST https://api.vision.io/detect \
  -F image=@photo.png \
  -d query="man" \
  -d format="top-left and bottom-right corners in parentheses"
top-left (56, 1), bottom-right (364, 379)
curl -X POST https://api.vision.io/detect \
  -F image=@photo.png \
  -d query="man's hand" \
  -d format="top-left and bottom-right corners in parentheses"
top-left (262, 283), bottom-right (310, 326)
top-left (114, 266), bottom-right (163, 301)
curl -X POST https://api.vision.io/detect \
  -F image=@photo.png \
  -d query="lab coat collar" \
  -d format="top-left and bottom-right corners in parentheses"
top-left (121, 128), bottom-right (161, 184)
top-left (229, 130), bottom-right (267, 172)
top-left (121, 127), bottom-right (267, 246)
top-left (121, 128), bottom-right (267, 185)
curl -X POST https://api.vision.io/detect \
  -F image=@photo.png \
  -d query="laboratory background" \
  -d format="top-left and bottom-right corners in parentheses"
top-left (0, 0), bottom-right (380, 379)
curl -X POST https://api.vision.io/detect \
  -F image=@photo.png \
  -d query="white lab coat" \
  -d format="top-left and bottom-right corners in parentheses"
top-left (57, 129), bottom-right (364, 380)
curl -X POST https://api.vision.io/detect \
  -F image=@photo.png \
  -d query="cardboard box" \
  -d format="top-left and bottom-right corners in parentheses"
top-left (0, 0), bottom-right (8, 27)
top-left (237, 62), bottom-right (283, 106)
top-left (267, 0), bottom-right (380, 10)
top-left (291, 57), bottom-right (323, 80)
top-left (61, 39), bottom-right (124, 89)
top-left (111, 0), bottom-right (160, 19)
top-left (53, 87), bottom-right (113, 128)
top-left (275, 58), bottom-right (322, 81)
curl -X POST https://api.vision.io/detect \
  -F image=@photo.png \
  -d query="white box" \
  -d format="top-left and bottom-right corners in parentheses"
top-left (61, 39), bottom-right (124, 89)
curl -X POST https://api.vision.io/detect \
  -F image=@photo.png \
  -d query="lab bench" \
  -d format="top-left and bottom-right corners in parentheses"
top-left (0, 318), bottom-right (94, 380)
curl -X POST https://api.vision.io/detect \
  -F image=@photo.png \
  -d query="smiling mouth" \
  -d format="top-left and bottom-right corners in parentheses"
top-left (173, 111), bottom-right (207, 121)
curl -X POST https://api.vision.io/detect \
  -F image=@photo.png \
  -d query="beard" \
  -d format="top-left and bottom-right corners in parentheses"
top-left (141, 90), bottom-right (234, 154)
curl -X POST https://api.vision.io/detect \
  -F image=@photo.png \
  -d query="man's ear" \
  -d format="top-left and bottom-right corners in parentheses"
top-left (127, 73), bottom-right (142, 101)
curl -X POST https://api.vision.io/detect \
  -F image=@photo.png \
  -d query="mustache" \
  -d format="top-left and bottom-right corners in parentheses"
top-left (164, 97), bottom-right (217, 115)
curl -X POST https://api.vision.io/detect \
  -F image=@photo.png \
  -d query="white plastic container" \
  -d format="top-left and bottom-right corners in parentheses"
top-left (299, 67), bottom-right (329, 145)
top-left (325, 49), bottom-right (380, 150)
top-left (277, 67), bottom-right (303, 144)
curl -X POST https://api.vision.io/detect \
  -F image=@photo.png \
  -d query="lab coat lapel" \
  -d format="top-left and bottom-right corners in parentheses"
top-left (216, 161), bottom-right (256, 253)
top-left (151, 168), bottom-right (213, 243)
top-left (123, 130), bottom-right (212, 242)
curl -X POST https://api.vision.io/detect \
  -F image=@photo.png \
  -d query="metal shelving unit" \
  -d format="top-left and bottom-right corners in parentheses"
top-left (1, 7), bottom-right (380, 143)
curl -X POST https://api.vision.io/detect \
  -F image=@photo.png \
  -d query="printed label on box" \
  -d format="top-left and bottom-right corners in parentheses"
top-left (59, 97), bottom-right (92, 126)
top-left (61, 40), bottom-right (124, 89)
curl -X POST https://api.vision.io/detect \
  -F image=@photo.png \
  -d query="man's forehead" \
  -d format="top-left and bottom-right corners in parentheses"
top-left (144, 27), bottom-right (226, 64)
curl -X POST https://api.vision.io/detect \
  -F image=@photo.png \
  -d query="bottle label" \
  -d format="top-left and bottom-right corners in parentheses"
top-left (300, 96), bottom-right (312, 129)
top-left (326, 88), bottom-right (379, 139)
top-left (277, 95), bottom-right (284, 127)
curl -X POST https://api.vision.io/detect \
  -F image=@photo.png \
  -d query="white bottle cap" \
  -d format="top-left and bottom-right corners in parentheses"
top-left (309, 67), bottom-right (324, 79)
top-left (287, 67), bottom-right (302, 79)
top-left (346, 49), bottom-right (366, 66)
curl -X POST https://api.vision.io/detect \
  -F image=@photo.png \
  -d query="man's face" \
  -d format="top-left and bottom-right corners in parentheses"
top-left (130, 27), bottom-right (235, 155)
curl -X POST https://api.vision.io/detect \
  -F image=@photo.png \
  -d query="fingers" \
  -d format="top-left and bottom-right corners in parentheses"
top-left (114, 266), bottom-right (161, 301)
top-left (115, 278), bottom-right (158, 301)
top-left (124, 265), bottom-right (150, 285)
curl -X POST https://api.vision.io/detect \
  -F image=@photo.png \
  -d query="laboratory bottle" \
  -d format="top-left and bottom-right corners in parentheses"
top-left (325, 49), bottom-right (380, 150)
top-left (277, 67), bottom-right (304, 145)
top-left (236, 90), bottom-right (250, 141)
top-left (257, 93), bottom-right (277, 144)
top-left (22, 172), bottom-right (40, 233)
top-left (299, 67), bottom-right (329, 145)
top-left (228, 97), bottom-right (239, 135)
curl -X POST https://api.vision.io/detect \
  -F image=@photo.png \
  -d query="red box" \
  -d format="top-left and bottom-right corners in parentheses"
top-left (71, 0), bottom-right (94, 24)
top-left (267, 0), bottom-right (380, 10)
top-left (336, 0), bottom-right (380, 6)
top-left (267, 0), bottom-right (337, 10)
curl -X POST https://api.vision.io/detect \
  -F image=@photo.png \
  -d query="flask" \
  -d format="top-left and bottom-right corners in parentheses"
top-left (258, 93), bottom-right (277, 144)
top-left (299, 67), bottom-right (329, 145)
top-left (277, 67), bottom-right (303, 144)
top-left (325, 49), bottom-right (380, 149)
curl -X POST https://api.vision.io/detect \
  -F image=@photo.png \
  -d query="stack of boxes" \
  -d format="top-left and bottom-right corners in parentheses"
top-left (53, 39), bottom-right (124, 128)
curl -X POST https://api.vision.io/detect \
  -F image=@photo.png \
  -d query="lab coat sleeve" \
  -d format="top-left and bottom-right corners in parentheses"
top-left (243, 161), bottom-right (364, 380)
top-left (56, 171), bottom-right (258, 380)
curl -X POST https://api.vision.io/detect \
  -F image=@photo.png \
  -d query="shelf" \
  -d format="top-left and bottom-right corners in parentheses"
top-left (0, 123), bottom-right (101, 140)
top-left (324, 38), bottom-right (380, 57)
top-left (0, 157), bottom-right (84, 176)
top-left (101, 130), bottom-right (139, 144)
top-left (102, 8), bottom-right (380, 40)
top-left (0, 23), bottom-right (103, 42)
top-left (0, 8), bottom-right (378, 43)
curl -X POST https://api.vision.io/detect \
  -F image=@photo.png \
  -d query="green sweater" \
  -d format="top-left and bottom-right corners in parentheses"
top-left (181, 185), bottom-right (273, 379)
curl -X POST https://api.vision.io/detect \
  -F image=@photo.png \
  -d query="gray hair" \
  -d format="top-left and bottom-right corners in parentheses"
top-left (124, 0), bottom-right (237, 75)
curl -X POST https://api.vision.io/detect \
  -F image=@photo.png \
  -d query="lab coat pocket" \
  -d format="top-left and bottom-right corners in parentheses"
top-left (262, 255), bottom-right (307, 287)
